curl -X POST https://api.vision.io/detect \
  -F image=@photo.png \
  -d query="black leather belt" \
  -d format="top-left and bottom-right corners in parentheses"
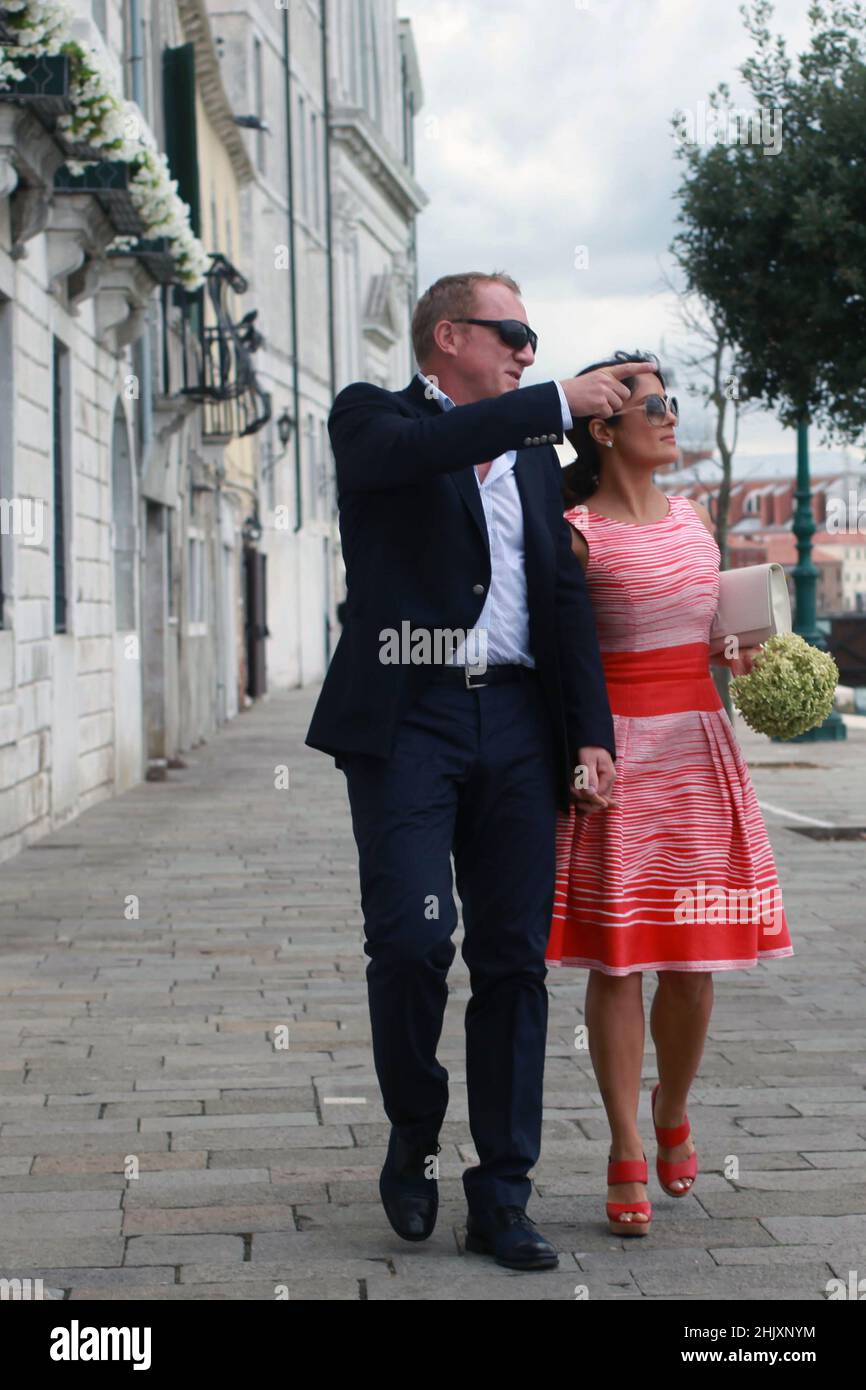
top-left (426, 663), bottom-right (535, 689)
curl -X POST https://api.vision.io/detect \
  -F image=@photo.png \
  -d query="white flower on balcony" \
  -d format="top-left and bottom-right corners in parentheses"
top-left (1, 0), bottom-right (208, 289)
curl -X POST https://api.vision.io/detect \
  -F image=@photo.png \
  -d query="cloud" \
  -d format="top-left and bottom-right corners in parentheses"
top-left (398, 0), bottom-right (845, 461)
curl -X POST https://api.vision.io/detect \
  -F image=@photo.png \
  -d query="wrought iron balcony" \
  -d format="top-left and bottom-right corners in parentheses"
top-left (0, 53), bottom-right (71, 115)
top-left (107, 235), bottom-right (177, 285)
top-left (54, 159), bottom-right (146, 238)
top-left (176, 253), bottom-right (272, 439)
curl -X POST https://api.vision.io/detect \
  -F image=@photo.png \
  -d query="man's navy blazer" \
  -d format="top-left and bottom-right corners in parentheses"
top-left (305, 373), bottom-right (615, 813)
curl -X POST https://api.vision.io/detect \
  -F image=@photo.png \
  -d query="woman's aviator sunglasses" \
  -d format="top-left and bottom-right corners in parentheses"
top-left (452, 317), bottom-right (539, 354)
top-left (614, 392), bottom-right (678, 426)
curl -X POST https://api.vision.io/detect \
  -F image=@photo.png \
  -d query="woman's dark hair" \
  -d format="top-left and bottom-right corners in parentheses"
top-left (561, 350), bottom-right (666, 508)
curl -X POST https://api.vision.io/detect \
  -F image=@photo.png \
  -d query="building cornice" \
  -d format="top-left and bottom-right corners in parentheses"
top-left (329, 104), bottom-right (427, 220)
top-left (175, 0), bottom-right (256, 187)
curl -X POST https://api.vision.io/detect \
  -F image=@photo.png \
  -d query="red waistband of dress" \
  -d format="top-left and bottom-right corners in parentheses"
top-left (601, 642), bottom-right (722, 716)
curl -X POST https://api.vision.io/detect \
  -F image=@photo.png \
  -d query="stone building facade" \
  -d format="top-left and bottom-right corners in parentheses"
top-left (206, 0), bottom-right (425, 689)
top-left (0, 0), bottom-right (425, 862)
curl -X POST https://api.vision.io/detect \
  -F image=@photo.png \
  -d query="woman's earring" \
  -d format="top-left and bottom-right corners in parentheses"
top-left (605, 440), bottom-right (613, 448)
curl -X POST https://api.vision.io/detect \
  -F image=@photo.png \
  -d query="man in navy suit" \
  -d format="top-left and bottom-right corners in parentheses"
top-left (306, 271), bottom-right (652, 1268)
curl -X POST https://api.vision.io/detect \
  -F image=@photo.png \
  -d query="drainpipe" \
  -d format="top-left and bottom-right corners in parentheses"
top-left (128, 0), bottom-right (153, 463)
top-left (401, 47), bottom-right (417, 376)
top-left (320, 0), bottom-right (336, 406)
top-left (281, 7), bottom-right (302, 536)
top-left (320, 0), bottom-right (336, 662)
top-left (128, 0), bottom-right (155, 779)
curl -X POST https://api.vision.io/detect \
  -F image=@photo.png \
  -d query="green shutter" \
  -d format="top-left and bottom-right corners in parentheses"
top-left (162, 43), bottom-right (201, 239)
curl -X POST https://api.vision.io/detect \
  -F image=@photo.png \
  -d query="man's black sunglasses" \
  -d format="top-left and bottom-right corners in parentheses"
top-left (452, 318), bottom-right (538, 354)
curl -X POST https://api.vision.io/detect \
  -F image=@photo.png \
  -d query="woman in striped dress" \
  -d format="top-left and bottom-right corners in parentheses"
top-left (548, 351), bottom-right (793, 1236)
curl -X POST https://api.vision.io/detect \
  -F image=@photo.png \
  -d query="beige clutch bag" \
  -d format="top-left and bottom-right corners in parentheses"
top-left (709, 562), bottom-right (792, 655)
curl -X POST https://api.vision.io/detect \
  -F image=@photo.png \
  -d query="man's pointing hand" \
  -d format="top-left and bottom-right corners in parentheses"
top-left (559, 361), bottom-right (656, 420)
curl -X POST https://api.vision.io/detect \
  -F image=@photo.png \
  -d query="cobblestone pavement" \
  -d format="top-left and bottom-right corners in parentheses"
top-left (0, 687), bottom-right (864, 1301)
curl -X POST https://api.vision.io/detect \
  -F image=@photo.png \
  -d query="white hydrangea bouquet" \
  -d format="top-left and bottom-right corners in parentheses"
top-left (730, 633), bottom-right (839, 740)
top-left (0, 0), bottom-right (208, 288)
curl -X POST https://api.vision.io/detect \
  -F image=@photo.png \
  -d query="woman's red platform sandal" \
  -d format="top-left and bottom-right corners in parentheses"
top-left (606, 1154), bottom-right (652, 1236)
top-left (651, 1082), bottom-right (698, 1197)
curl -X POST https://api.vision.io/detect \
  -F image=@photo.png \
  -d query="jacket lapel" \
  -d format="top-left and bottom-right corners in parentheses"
top-left (515, 449), bottom-right (552, 587)
top-left (450, 467), bottom-right (489, 554)
top-left (400, 379), bottom-right (556, 574)
top-left (401, 375), bottom-right (489, 555)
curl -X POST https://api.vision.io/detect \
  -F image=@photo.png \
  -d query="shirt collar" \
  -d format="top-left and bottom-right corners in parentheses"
top-left (416, 370), bottom-right (455, 411)
top-left (415, 371), bottom-right (515, 485)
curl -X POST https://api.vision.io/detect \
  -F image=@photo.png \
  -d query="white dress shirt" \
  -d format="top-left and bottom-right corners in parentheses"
top-left (417, 372), bottom-right (574, 669)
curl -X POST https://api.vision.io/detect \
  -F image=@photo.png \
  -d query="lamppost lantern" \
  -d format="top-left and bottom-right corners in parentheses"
top-left (242, 513), bottom-right (263, 546)
top-left (277, 407), bottom-right (294, 449)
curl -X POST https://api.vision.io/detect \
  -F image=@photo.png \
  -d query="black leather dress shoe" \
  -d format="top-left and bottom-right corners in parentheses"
top-left (465, 1205), bottom-right (559, 1269)
top-left (379, 1130), bottom-right (441, 1242)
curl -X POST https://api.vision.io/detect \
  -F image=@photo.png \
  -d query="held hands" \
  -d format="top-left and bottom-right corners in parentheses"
top-left (570, 747), bottom-right (618, 814)
top-left (558, 362), bottom-right (657, 421)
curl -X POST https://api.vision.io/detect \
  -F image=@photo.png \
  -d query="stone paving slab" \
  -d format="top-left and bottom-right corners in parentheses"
top-left (364, 1271), bottom-right (645, 1301)
top-left (0, 1266), bottom-right (176, 1288)
top-left (0, 1238), bottom-right (125, 1267)
top-left (124, 1234), bottom-right (245, 1265)
top-left (0, 687), bottom-right (863, 1300)
top-left (631, 1264), bottom-right (835, 1299)
top-left (68, 1279), bottom-right (362, 1300)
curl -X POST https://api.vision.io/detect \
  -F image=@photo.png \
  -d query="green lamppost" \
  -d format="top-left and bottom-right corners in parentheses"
top-left (787, 418), bottom-right (846, 742)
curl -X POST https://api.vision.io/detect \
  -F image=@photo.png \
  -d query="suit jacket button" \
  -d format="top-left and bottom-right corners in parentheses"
top-left (532, 436), bottom-right (541, 445)
top-left (523, 436), bottom-right (532, 446)
top-left (472, 583), bottom-right (485, 595)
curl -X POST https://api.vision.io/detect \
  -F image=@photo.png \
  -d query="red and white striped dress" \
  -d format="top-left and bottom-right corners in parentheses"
top-left (548, 496), bottom-right (793, 974)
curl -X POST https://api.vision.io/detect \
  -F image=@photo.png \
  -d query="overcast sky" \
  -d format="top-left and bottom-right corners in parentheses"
top-left (399, 0), bottom-right (862, 469)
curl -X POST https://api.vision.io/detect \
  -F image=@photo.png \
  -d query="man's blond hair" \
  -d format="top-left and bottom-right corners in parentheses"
top-left (411, 271), bottom-right (521, 368)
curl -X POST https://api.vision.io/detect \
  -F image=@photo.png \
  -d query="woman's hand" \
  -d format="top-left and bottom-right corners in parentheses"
top-left (570, 747), bottom-right (619, 814)
top-left (713, 644), bottom-right (761, 677)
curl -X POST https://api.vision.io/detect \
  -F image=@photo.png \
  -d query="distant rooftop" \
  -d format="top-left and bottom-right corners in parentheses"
top-left (663, 449), bottom-right (866, 486)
